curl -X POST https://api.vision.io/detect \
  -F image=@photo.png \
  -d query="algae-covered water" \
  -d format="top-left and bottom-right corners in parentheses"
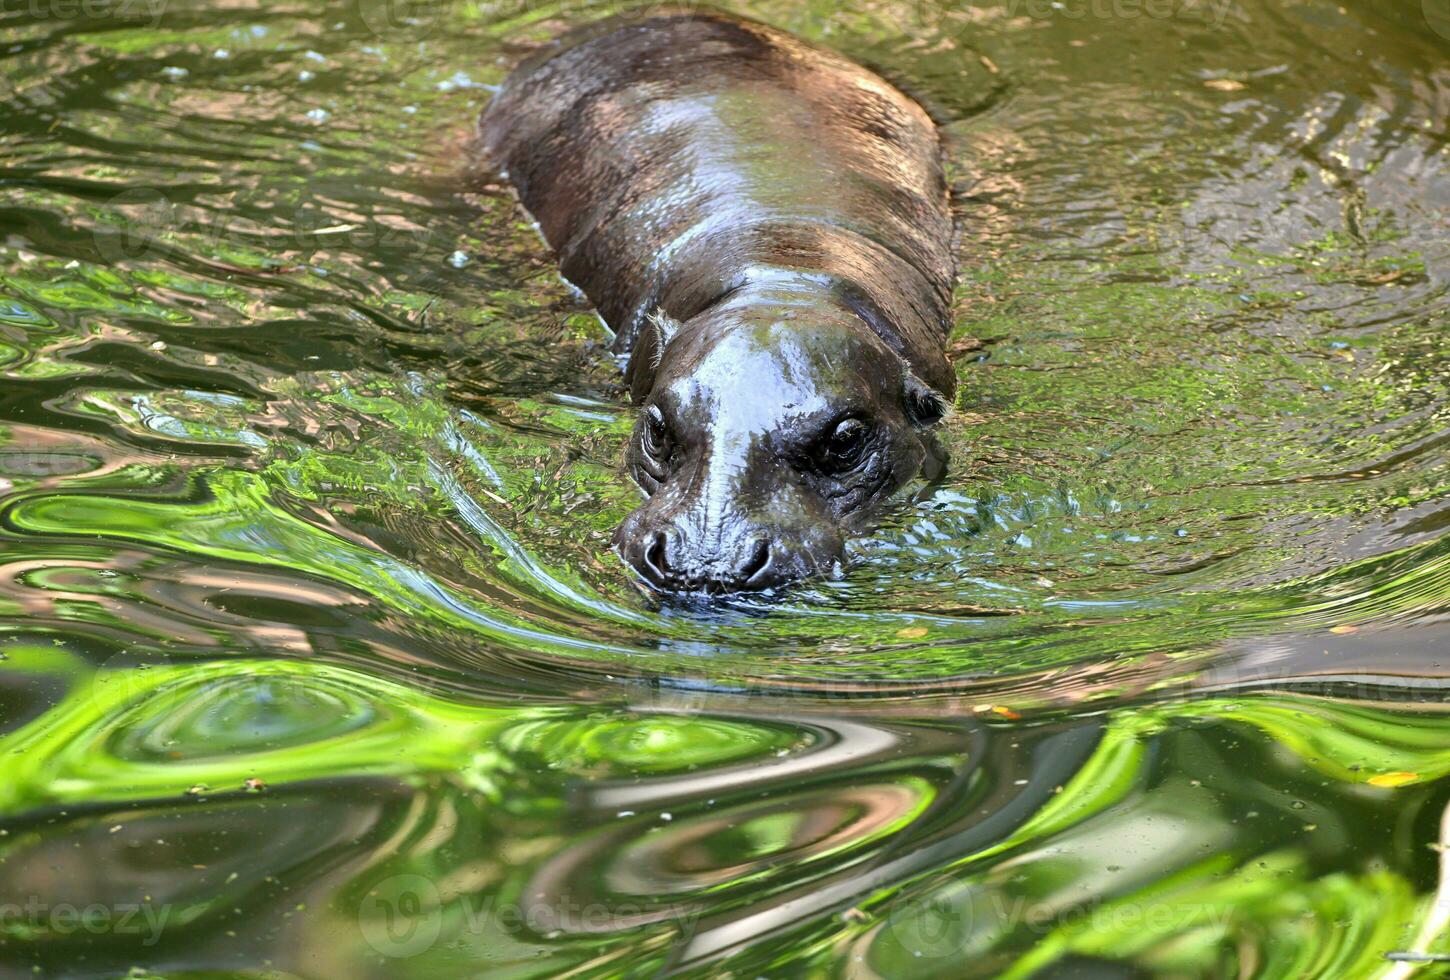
top-left (1, 0), bottom-right (1448, 976)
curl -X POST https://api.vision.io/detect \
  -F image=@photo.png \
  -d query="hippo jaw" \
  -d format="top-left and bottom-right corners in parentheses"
top-left (614, 303), bottom-right (948, 595)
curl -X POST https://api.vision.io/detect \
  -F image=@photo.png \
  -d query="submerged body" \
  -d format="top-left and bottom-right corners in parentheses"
top-left (481, 10), bottom-right (956, 592)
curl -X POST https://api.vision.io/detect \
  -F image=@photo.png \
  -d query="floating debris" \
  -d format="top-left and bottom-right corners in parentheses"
top-left (1367, 772), bottom-right (1420, 788)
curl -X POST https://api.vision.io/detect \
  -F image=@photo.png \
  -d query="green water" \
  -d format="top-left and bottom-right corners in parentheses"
top-left (1, 0), bottom-right (1448, 976)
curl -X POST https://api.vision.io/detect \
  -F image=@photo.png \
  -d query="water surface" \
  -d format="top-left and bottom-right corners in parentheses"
top-left (1, 0), bottom-right (1448, 975)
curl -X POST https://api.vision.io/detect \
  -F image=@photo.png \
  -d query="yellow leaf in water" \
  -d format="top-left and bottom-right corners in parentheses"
top-left (895, 626), bottom-right (929, 640)
top-left (1330, 625), bottom-right (1360, 634)
top-left (1367, 772), bottom-right (1420, 788)
top-left (1204, 78), bottom-right (1246, 91)
top-left (992, 705), bottom-right (1022, 720)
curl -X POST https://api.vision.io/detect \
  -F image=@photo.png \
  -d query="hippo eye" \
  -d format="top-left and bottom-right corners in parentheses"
top-left (816, 417), bottom-right (870, 474)
top-left (640, 407), bottom-right (670, 462)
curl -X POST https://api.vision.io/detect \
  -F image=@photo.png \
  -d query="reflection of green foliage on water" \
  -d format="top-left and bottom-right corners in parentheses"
top-left (0, 646), bottom-right (525, 813)
top-left (498, 713), bottom-right (809, 776)
top-left (863, 697), bottom-right (1450, 979)
top-left (1174, 696), bottom-right (1450, 786)
top-left (1000, 864), bottom-right (1431, 979)
top-left (0, 648), bottom-right (822, 811)
top-left (1, 648), bottom-right (1446, 975)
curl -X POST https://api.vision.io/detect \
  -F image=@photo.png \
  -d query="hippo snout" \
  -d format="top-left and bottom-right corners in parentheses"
top-left (616, 511), bottom-right (842, 594)
top-left (633, 528), bottom-right (773, 592)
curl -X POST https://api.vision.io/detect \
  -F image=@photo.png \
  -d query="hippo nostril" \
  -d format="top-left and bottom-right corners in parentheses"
top-left (642, 531), bottom-right (670, 582)
top-left (739, 538), bottom-right (771, 586)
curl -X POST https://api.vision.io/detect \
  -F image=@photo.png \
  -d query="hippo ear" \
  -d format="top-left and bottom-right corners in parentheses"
top-left (624, 310), bottom-right (683, 403)
top-left (903, 373), bottom-right (949, 428)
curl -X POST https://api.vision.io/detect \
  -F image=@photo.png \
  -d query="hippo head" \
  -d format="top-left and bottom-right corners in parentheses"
top-left (614, 291), bottom-right (948, 594)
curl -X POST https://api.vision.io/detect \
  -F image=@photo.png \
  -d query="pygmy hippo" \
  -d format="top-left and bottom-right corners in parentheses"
top-left (480, 10), bottom-right (956, 593)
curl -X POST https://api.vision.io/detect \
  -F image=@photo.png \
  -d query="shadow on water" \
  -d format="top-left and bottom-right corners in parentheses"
top-left (0, 0), bottom-right (1447, 975)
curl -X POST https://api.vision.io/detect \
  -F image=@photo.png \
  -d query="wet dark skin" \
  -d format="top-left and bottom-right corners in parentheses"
top-left (481, 11), bottom-right (956, 592)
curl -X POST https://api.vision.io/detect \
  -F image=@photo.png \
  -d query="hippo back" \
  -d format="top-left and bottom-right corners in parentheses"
top-left (479, 10), bottom-right (957, 395)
